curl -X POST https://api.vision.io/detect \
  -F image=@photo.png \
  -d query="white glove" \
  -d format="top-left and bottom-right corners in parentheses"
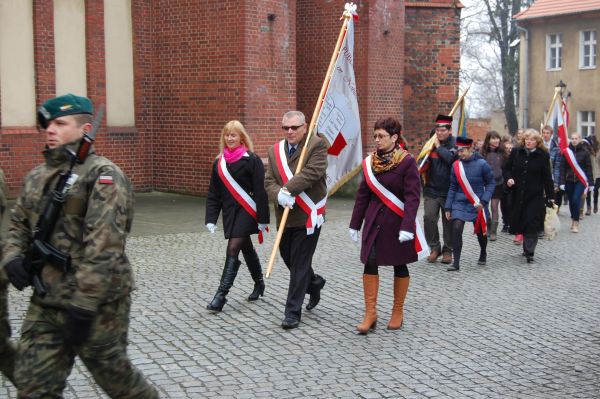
top-left (206, 223), bottom-right (217, 234)
top-left (348, 228), bottom-right (359, 243)
top-left (398, 230), bottom-right (414, 243)
top-left (277, 188), bottom-right (295, 208)
top-left (258, 223), bottom-right (268, 232)
top-left (559, 185), bottom-right (565, 191)
top-left (589, 185), bottom-right (595, 190)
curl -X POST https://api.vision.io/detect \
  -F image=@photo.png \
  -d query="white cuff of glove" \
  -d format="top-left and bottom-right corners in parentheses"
top-left (206, 223), bottom-right (217, 234)
top-left (277, 188), bottom-right (295, 208)
top-left (349, 228), bottom-right (360, 243)
top-left (398, 230), bottom-right (414, 243)
top-left (559, 185), bottom-right (565, 191)
top-left (258, 223), bottom-right (268, 232)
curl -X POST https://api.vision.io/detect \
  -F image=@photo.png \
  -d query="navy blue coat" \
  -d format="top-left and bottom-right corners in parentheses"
top-left (444, 153), bottom-right (495, 222)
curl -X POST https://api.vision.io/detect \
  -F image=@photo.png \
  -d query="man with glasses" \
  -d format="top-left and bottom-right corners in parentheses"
top-left (422, 114), bottom-right (457, 265)
top-left (265, 110), bottom-right (328, 329)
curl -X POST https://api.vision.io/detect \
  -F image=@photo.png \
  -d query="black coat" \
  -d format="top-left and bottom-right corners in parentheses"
top-left (503, 147), bottom-right (554, 235)
top-left (423, 136), bottom-right (457, 198)
top-left (559, 143), bottom-right (594, 185)
top-left (205, 152), bottom-right (269, 239)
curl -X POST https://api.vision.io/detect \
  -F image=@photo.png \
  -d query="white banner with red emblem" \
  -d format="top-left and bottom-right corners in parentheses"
top-left (362, 155), bottom-right (430, 260)
top-left (274, 140), bottom-right (326, 235)
top-left (316, 14), bottom-right (362, 193)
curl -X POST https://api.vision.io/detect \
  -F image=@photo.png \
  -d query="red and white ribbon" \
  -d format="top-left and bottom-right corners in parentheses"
top-left (274, 140), bottom-right (326, 235)
top-left (362, 155), bottom-right (430, 260)
top-left (453, 161), bottom-right (487, 235)
top-left (217, 155), bottom-right (267, 243)
top-left (563, 147), bottom-right (589, 192)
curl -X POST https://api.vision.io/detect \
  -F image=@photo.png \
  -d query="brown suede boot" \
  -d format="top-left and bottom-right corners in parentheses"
top-left (356, 274), bottom-right (379, 334)
top-left (387, 276), bottom-right (410, 330)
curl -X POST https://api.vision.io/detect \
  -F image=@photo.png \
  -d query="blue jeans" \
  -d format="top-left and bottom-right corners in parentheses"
top-left (565, 181), bottom-right (586, 221)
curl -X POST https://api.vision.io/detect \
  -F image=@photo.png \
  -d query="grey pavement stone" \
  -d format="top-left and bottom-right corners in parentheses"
top-left (1, 197), bottom-right (599, 398)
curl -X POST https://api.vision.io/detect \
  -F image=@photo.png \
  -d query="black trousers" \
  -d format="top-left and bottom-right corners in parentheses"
top-left (279, 226), bottom-right (321, 320)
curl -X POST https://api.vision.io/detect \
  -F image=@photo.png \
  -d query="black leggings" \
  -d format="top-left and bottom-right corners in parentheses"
top-left (452, 219), bottom-right (487, 266)
top-left (363, 245), bottom-right (409, 277)
top-left (226, 236), bottom-right (254, 259)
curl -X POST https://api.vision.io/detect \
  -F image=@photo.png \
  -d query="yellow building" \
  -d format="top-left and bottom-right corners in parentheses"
top-left (515, 0), bottom-right (599, 136)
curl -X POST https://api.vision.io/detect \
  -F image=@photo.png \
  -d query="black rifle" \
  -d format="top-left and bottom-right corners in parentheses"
top-left (28, 106), bottom-right (104, 297)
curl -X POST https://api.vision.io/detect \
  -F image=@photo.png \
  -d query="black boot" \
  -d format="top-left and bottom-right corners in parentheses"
top-left (244, 248), bottom-right (265, 301)
top-left (477, 250), bottom-right (487, 265)
top-left (207, 257), bottom-right (241, 312)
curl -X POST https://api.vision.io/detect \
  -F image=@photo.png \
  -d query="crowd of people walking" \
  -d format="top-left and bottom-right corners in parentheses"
top-left (0, 93), bottom-right (597, 396)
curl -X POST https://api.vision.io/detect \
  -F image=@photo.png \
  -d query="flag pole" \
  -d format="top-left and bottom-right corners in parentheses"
top-left (542, 88), bottom-right (561, 128)
top-left (417, 85), bottom-right (470, 163)
top-left (265, 9), bottom-right (353, 279)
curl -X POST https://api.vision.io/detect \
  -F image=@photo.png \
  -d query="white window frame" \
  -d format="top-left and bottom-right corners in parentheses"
top-left (578, 111), bottom-right (596, 137)
top-left (579, 30), bottom-right (597, 69)
top-left (546, 33), bottom-right (562, 71)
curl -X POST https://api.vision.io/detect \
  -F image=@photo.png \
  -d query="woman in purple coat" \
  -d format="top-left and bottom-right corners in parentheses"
top-left (349, 118), bottom-right (421, 335)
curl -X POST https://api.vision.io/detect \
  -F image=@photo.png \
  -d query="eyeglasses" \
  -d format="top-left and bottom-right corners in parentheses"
top-left (282, 124), bottom-right (304, 131)
top-left (373, 133), bottom-right (391, 140)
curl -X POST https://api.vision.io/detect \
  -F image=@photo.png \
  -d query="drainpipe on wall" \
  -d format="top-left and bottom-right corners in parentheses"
top-left (517, 25), bottom-right (529, 128)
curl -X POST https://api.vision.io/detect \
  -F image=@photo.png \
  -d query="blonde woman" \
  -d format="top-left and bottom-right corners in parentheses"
top-left (205, 120), bottom-right (270, 311)
top-left (504, 129), bottom-right (554, 262)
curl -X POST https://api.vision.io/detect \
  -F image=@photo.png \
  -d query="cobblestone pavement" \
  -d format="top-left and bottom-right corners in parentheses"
top-left (1, 197), bottom-right (599, 398)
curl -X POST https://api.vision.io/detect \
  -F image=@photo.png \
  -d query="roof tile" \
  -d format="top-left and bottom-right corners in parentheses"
top-left (515, 0), bottom-right (600, 20)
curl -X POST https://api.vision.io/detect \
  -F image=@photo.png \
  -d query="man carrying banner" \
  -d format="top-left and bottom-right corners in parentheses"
top-left (265, 111), bottom-right (328, 330)
top-left (420, 115), bottom-right (457, 264)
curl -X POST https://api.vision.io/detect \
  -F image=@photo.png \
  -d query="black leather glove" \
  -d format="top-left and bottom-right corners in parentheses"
top-left (4, 258), bottom-right (33, 291)
top-left (65, 306), bottom-right (96, 346)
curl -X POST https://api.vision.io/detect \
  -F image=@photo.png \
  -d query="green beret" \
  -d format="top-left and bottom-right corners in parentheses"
top-left (37, 94), bottom-right (93, 129)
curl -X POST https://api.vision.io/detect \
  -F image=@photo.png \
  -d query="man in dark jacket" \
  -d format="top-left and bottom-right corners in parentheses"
top-left (422, 115), bottom-right (457, 264)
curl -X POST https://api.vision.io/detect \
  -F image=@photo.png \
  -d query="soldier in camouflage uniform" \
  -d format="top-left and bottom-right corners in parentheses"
top-left (1, 94), bottom-right (158, 398)
top-left (0, 167), bottom-right (17, 385)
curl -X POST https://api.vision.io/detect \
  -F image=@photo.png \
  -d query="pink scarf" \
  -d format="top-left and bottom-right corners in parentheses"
top-left (223, 145), bottom-right (248, 164)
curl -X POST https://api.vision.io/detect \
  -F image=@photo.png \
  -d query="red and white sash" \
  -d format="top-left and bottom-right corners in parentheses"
top-left (453, 161), bottom-right (487, 235)
top-left (563, 147), bottom-right (589, 191)
top-left (362, 155), bottom-right (430, 260)
top-left (217, 155), bottom-right (267, 243)
top-left (274, 140), bottom-right (326, 235)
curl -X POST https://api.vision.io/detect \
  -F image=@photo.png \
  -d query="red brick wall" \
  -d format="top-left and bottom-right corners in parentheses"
top-left (0, 1), bottom-right (462, 197)
top-left (467, 118), bottom-right (492, 141)
top-left (297, 0), bottom-right (405, 156)
top-left (404, 0), bottom-right (462, 153)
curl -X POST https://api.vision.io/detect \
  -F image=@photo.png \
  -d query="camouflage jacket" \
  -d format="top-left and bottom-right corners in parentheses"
top-left (0, 168), bottom-right (7, 286)
top-left (0, 142), bottom-right (135, 312)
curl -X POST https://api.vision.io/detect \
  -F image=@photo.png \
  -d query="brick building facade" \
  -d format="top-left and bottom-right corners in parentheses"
top-left (0, 0), bottom-right (462, 197)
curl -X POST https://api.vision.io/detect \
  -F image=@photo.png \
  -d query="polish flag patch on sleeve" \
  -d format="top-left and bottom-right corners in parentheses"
top-left (98, 175), bottom-right (114, 184)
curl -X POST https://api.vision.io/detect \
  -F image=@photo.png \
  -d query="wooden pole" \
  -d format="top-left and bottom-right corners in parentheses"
top-left (542, 88), bottom-right (561, 129)
top-left (265, 12), bottom-right (352, 278)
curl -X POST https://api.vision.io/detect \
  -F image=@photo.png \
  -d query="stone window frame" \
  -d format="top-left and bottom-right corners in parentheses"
top-left (579, 29), bottom-right (597, 70)
top-left (578, 111), bottom-right (596, 137)
top-left (546, 33), bottom-right (562, 71)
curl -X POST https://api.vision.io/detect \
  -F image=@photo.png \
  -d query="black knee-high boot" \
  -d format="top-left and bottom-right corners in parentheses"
top-left (244, 248), bottom-right (265, 301)
top-left (477, 233), bottom-right (487, 265)
top-left (207, 256), bottom-right (241, 312)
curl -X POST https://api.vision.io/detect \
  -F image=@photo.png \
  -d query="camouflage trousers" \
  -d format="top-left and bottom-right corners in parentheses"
top-left (15, 295), bottom-right (159, 398)
top-left (0, 281), bottom-right (16, 385)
